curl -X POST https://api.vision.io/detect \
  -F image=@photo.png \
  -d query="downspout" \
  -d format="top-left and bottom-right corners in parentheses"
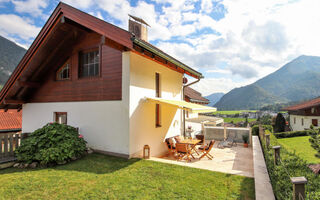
top-left (182, 78), bottom-right (200, 137)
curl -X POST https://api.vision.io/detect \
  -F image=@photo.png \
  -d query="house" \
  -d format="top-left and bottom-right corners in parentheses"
top-left (284, 97), bottom-right (320, 131)
top-left (184, 87), bottom-right (209, 105)
top-left (0, 2), bottom-right (216, 158)
top-left (0, 110), bottom-right (21, 133)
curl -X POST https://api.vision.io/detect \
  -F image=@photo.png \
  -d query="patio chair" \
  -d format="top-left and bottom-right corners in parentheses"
top-left (175, 143), bottom-right (194, 162)
top-left (226, 132), bottom-right (237, 147)
top-left (165, 138), bottom-right (176, 156)
top-left (198, 140), bottom-right (215, 160)
top-left (195, 134), bottom-right (205, 146)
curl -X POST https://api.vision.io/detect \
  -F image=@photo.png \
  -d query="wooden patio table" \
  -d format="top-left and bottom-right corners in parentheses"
top-left (180, 139), bottom-right (201, 156)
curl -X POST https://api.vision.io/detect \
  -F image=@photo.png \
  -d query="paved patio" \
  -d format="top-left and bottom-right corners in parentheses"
top-left (150, 142), bottom-right (254, 178)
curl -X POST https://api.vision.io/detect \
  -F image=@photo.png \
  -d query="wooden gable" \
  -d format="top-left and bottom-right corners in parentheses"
top-left (0, 2), bottom-right (132, 109)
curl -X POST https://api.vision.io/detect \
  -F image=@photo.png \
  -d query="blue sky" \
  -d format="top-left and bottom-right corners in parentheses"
top-left (0, 0), bottom-right (319, 95)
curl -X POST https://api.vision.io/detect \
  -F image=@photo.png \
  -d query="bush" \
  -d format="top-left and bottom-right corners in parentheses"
top-left (252, 125), bottom-right (273, 136)
top-left (274, 113), bottom-right (286, 133)
top-left (261, 131), bottom-right (320, 199)
top-left (309, 130), bottom-right (320, 158)
top-left (16, 123), bottom-right (87, 165)
top-left (274, 129), bottom-right (318, 138)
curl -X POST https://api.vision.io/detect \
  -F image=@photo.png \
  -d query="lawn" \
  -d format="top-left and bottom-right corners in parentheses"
top-left (0, 153), bottom-right (255, 200)
top-left (213, 110), bottom-right (257, 115)
top-left (277, 136), bottom-right (320, 164)
top-left (223, 117), bottom-right (256, 123)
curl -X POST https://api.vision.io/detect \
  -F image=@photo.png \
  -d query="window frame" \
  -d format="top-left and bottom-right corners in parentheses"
top-left (312, 119), bottom-right (318, 126)
top-left (79, 47), bottom-right (100, 78)
top-left (301, 118), bottom-right (304, 126)
top-left (54, 112), bottom-right (67, 125)
top-left (155, 72), bottom-right (161, 98)
top-left (155, 104), bottom-right (161, 128)
top-left (56, 60), bottom-right (71, 81)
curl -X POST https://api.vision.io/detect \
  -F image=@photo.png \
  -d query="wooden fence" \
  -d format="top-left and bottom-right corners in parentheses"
top-left (0, 132), bottom-right (24, 163)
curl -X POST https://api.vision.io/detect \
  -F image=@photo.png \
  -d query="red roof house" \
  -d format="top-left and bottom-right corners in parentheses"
top-left (0, 110), bottom-right (21, 132)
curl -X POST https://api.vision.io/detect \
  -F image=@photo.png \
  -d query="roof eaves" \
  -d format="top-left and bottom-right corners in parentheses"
top-left (132, 37), bottom-right (203, 79)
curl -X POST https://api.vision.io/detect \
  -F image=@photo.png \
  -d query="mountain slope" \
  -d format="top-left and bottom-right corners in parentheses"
top-left (214, 55), bottom-right (320, 110)
top-left (0, 35), bottom-right (26, 86)
top-left (205, 92), bottom-right (224, 106)
top-left (214, 84), bottom-right (285, 110)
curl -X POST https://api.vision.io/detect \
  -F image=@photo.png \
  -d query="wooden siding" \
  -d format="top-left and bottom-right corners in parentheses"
top-left (29, 33), bottom-right (122, 102)
top-left (288, 106), bottom-right (320, 116)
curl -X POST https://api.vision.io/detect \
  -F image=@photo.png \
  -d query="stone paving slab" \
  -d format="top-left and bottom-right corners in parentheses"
top-left (150, 143), bottom-right (254, 178)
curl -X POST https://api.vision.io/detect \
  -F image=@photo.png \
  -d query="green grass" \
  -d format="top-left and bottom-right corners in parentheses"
top-left (277, 136), bottom-right (320, 164)
top-left (213, 110), bottom-right (257, 115)
top-left (0, 153), bottom-right (255, 200)
top-left (223, 117), bottom-right (256, 123)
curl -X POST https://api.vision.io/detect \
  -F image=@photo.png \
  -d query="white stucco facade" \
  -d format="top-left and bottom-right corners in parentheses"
top-left (22, 51), bottom-right (185, 158)
top-left (289, 114), bottom-right (320, 131)
top-left (22, 52), bottom-right (131, 157)
top-left (129, 52), bottom-right (183, 157)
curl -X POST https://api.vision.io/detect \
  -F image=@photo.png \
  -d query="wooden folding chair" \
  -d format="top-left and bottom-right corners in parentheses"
top-left (198, 140), bottom-right (215, 160)
top-left (165, 138), bottom-right (176, 156)
top-left (176, 143), bottom-right (194, 162)
top-left (195, 134), bottom-right (205, 146)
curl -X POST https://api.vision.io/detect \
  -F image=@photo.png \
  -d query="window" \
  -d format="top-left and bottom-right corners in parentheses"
top-left (294, 117), bottom-right (296, 124)
top-left (55, 112), bottom-right (67, 124)
top-left (312, 119), bottom-right (318, 126)
top-left (56, 61), bottom-right (70, 80)
top-left (301, 118), bottom-right (304, 126)
top-left (79, 49), bottom-right (99, 77)
top-left (156, 104), bottom-right (161, 127)
top-left (155, 72), bottom-right (161, 97)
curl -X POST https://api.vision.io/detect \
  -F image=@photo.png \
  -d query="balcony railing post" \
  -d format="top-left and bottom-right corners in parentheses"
top-left (272, 146), bottom-right (281, 165)
top-left (291, 177), bottom-right (307, 200)
top-left (265, 134), bottom-right (270, 149)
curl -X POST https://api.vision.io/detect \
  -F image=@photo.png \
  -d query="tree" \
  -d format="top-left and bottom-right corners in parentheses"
top-left (259, 114), bottom-right (272, 125)
top-left (309, 130), bottom-right (320, 158)
top-left (274, 113), bottom-right (286, 133)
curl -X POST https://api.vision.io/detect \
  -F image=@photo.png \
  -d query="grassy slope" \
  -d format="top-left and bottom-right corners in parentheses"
top-left (277, 136), bottom-right (320, 164)
top-left (0, 153), bottom-right (255, 200)
top-left (223, 118), bottom-right (256, 123)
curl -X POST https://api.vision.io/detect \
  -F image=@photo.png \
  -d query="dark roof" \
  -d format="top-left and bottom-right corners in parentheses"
top-left (184, 87), bottom-right (209, 104)
top-left (0, 110), bottom-right (21, 130)
top-left (284, 97), bottom-right (320, 111)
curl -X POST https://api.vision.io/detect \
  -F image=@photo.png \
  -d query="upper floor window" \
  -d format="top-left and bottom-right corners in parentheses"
top-left (56, 61), bottom-right (70, 80)
top-left (155, 72), bottom-right (161, 97)
top-left (79, 49), bottom-right (99, 78)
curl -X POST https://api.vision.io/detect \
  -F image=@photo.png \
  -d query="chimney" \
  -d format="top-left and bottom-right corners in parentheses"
top-left (128, 14), bottom-right (150, 41)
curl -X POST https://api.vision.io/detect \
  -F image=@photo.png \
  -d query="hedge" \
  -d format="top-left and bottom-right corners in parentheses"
top-left (252, 125), bottom-right (273, 136)
top-left (274, 129), bottom-right (318, 139)
top-left (260, 130), bottom-right (320, 199)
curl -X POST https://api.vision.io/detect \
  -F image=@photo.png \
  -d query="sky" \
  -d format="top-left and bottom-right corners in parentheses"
top-left (0, 0), bottom-right (319, 96)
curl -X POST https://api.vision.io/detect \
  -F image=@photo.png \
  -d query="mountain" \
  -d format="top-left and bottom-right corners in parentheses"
top-left (0, 35), bottom-right (26, 87)
top-left (214, 55), bottom-right (320, 110)
top-left (205, 92), bottom-right (224, 106)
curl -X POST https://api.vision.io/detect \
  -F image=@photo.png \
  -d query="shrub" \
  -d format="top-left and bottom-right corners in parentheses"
top-left (274, 129), bottom-right (317, 138)
top-left (274, 113), bottom-right (286, 133)
top-left (261, 131), bottom-right (320, 199)
top-left (16, 123), bottom-right (87, 165)
top-left (309, 130), bottom-right (320, 158)
top-left (252, 125), bottom-right (273, 136)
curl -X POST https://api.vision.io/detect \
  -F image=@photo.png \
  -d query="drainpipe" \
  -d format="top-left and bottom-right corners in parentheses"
top-left (182, 78), bottom-right (200, 137)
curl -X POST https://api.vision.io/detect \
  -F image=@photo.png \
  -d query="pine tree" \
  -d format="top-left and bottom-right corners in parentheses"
top-left (274, 113), bottom-right (286, 133)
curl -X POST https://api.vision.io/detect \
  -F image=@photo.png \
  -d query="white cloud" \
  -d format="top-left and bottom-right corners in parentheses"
top-left (190, 78), bottom-right (254, 96)
top-left (11, 0), bottom-right (48, 17)
top-left (0, 14), bottom-right (40, 43)
top-left (61, 0), bottom-right (93, 9)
